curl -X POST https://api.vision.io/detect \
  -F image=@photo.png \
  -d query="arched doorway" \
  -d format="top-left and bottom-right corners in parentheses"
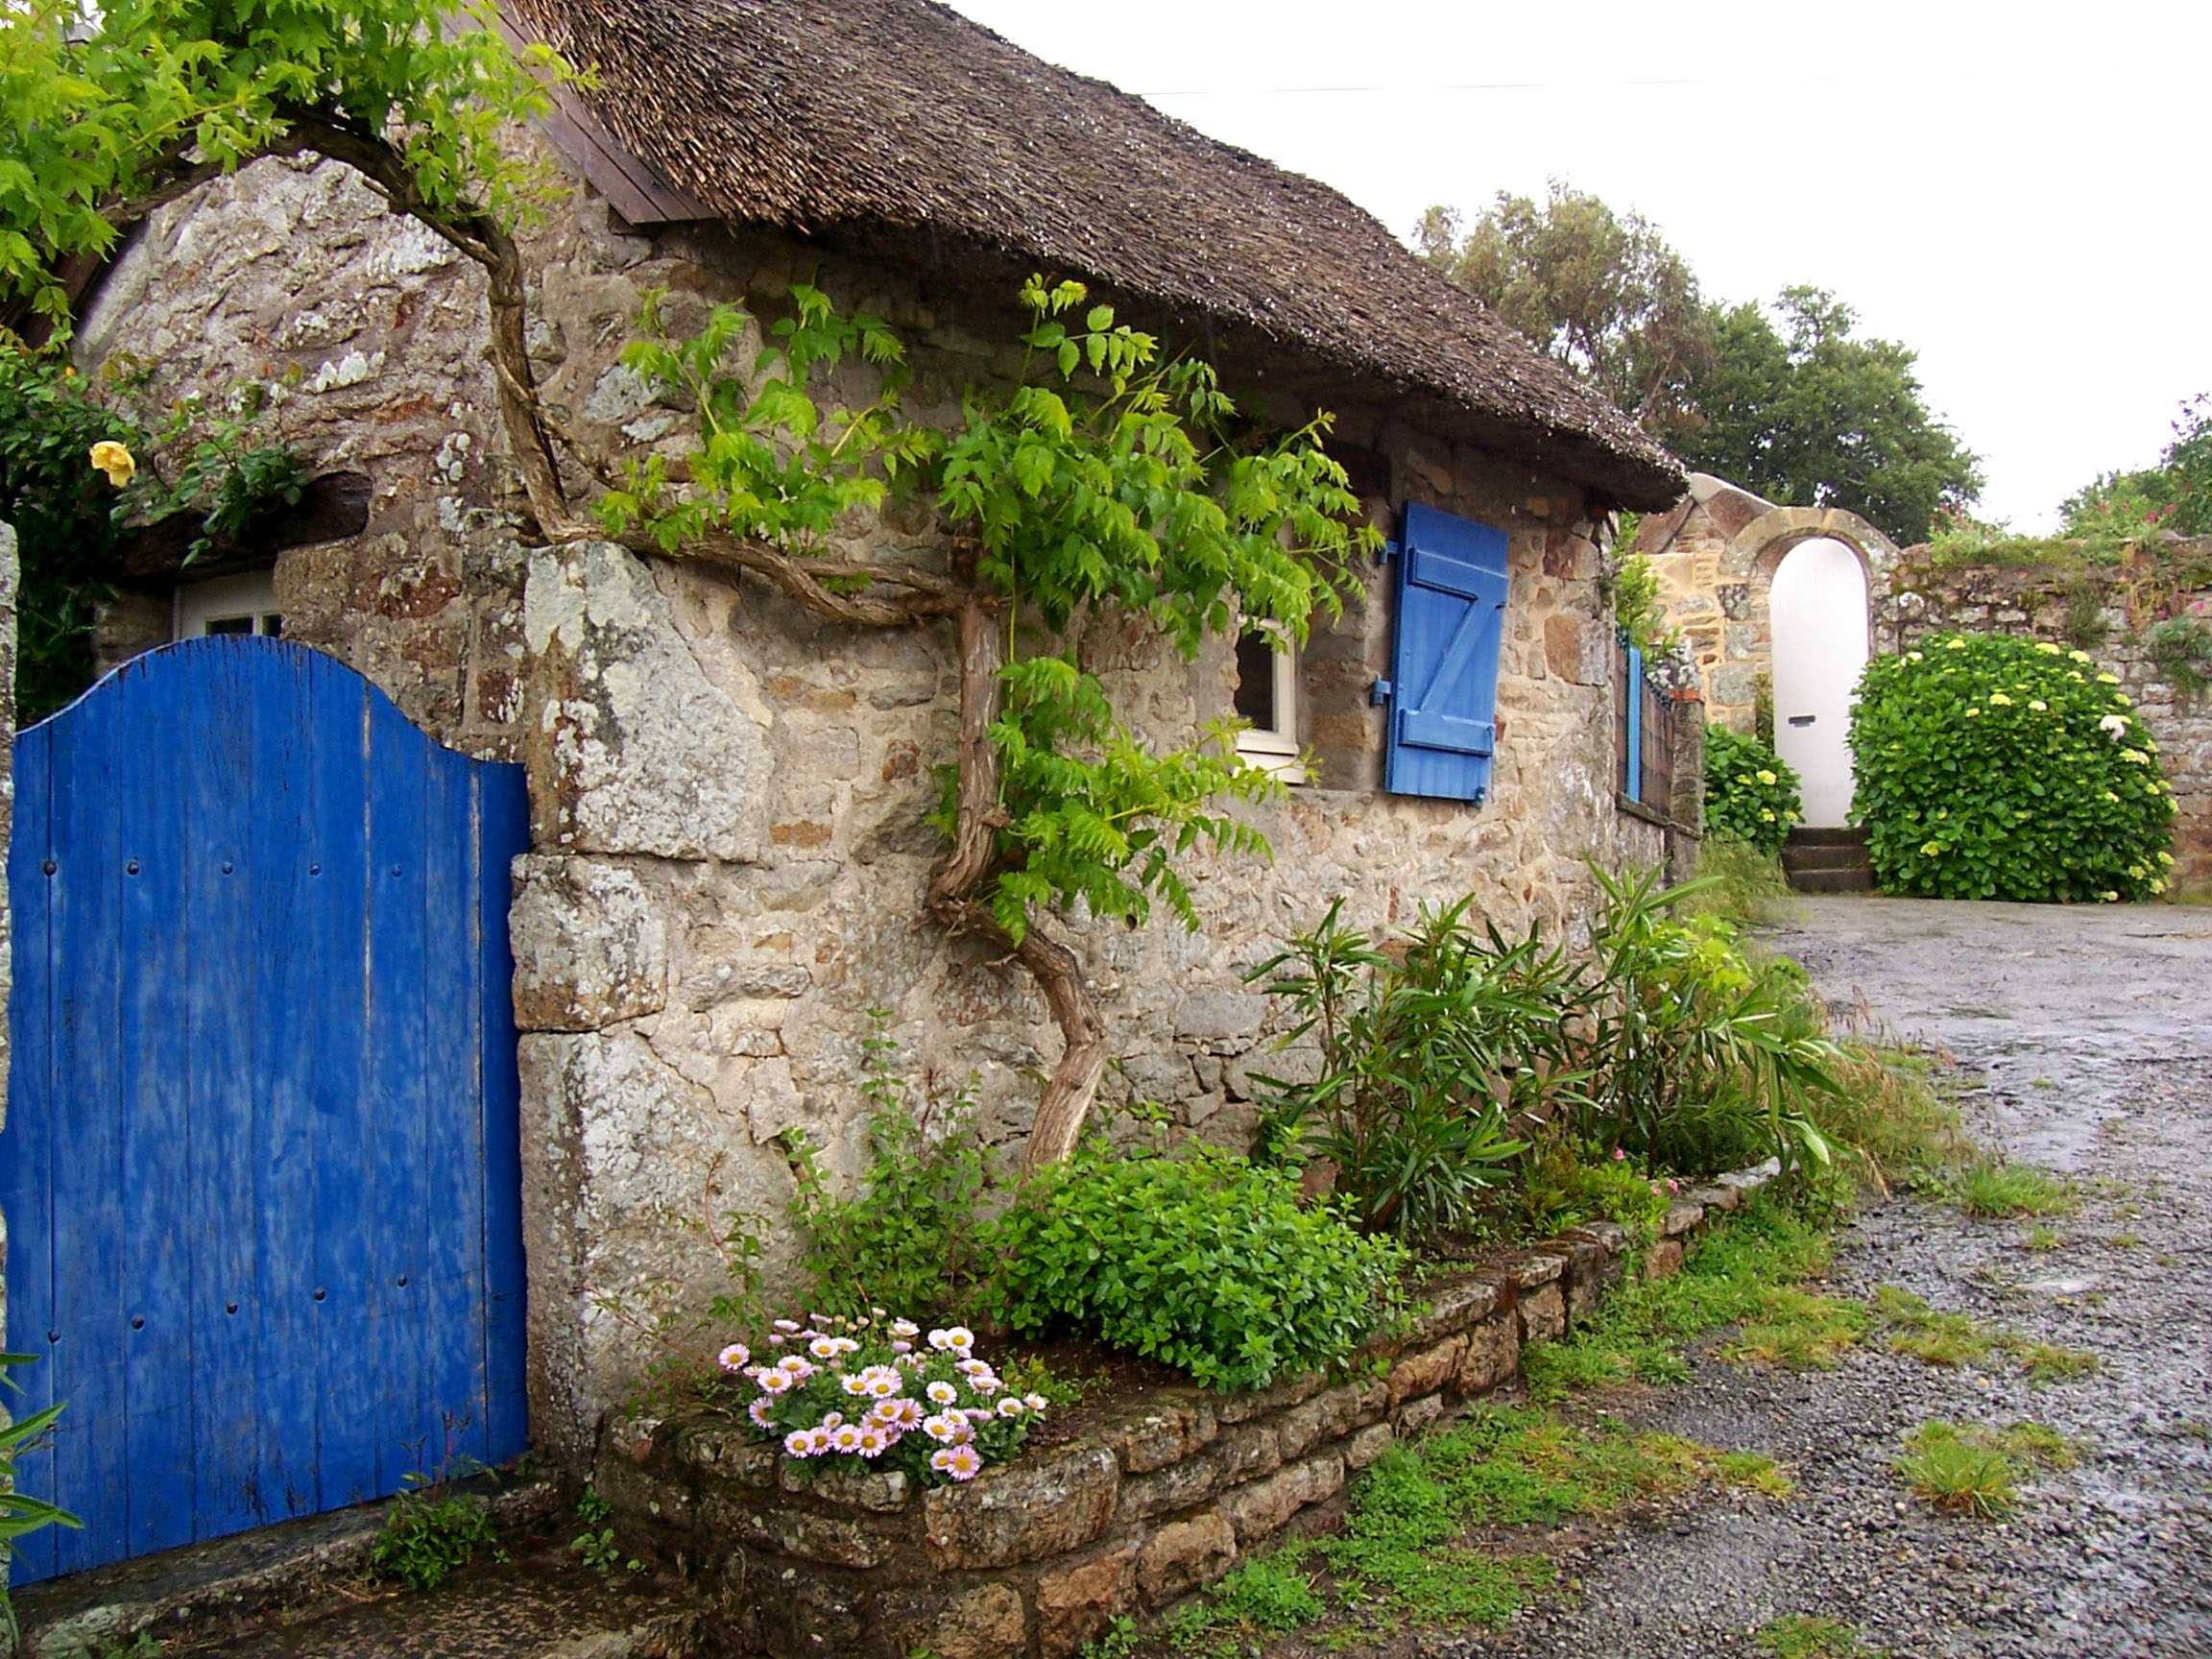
top-left (1769, 538), bottom-right (1868, 827)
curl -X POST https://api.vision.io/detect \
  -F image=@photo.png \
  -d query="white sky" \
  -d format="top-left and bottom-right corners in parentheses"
top-left (944, 0), bottom-right (2211, 532)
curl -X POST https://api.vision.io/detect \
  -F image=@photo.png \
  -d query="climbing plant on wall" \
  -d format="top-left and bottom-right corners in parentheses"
top-left (0, 0), bottom-right (1379, 1167)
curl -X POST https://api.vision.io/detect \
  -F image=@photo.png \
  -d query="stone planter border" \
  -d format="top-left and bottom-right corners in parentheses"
top-left (593, 1164), bottom-right (1776, 1659)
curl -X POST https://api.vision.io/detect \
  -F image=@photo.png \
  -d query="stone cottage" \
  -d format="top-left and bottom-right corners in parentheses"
top-left (65, 0), bottom-right (1695, 1462)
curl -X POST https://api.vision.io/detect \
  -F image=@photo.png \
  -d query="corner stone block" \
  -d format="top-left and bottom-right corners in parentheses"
top-left (1386, 1335), bottom-right (1465, 1407)
top-left (508, 854), bottom-right (667, 1031)
top-left (1410, 1272), bottom-right (1503, 1343)
top-left (1518, 1282), bottom-right (1567, 1345)
top-left (1035, 1537), bottom-right (1142, 1658)
top-left (923, 1445), bottom-right (1118, 1570)
top-left (1644, 1238), bottom-right (1686, 1281)
top-left (1342, 1423), bottom-right (1397, 1470)
top-left (1137, 1508), bottom-right (1237, 1602)
top-left (1455, 1313), bottom-right (1521, 1396)
top-left (521, 541), bottom-right (769, 861)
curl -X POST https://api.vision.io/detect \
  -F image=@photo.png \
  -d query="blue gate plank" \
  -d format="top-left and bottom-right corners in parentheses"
top-left (365, 693), bottom-right (434, 1493)
top-left (45, 669), bottom-right (131, 1578)
top-left (308, 668), bottom-right (379, 1512)
top-left (6, 718), bottom-right (59, 1582)
top-left (248, 647), bottom-right (318, 1523)
top-left (4, 638), bottom-right (533, 1581)
top-left (181, 645), bottom-right (270, 1538)
top-left (478, 773), bottom-right (530, 1461)
top-left (421, 749), bottom-right (488, 1472)
top-left (115, 658), bottom-right (199, 1559)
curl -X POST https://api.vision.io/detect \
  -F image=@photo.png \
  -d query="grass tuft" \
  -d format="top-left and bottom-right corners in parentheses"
top-left (1871, 1286), bottom-right (2096, 1384)
top-left (1756, 1614), bottom-right (1886, 1657)
top-left (1895, 1419), bottom-right (2077, 1519)
top-left (1950, 1161), bottom-right (2076, 1219)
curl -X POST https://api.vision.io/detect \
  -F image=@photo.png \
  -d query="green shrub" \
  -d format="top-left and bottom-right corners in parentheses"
top-left (1703, 725), bottom-right (1802, 854)
top-left (985, 1144), bottom-right (1407, 1392)
top-left (1849, 632), bottom-right (2176, 902)
top-left (1243, 897), bottom-right (1575, 1240)
top-left (783, 1011), bottom-right (992, 1320)
top-left (1584, 866), bottom-right (1841, 1179)
top-left (371, 1479), bottom-right (498, 1592)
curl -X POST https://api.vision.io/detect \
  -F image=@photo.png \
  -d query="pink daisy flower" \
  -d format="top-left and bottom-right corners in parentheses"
top-left (830, 1424), bottom-right (864, 1455)
top-left (996, 1396), bottom-right (1026, 1418)
top-left (855, 1428), bottom-right (889, 1459)
top-left (926, 1381), bottom-right (959, 1407)
top-left (930, 1443), bottom-right (983, 1481)
top-left (782, 1429), bottom-right (814, 1457)
top-left (748, 1398), bottom-right (778, 1430)
top-left (924, 1412), bottom-right (974, 1445)
top-left (717, 1342), bottom-right (750, 1372)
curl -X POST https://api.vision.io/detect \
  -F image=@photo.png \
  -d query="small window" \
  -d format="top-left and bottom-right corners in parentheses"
top-left (176, 570), bottom-right (282, 640)
top-left (1234, 627), bottom-right (1303, 781)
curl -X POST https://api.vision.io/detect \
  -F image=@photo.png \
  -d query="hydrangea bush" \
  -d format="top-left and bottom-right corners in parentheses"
top-left (725, 1312), bottom-right (1044, 1485)
top-left (1849, 633), bottom-right (2176, 902)
top-left (1703, 724), bottom-right (1803, 854)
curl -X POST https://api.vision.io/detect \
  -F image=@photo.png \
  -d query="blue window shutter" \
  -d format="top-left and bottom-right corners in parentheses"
top-left (1383, 503), bottom-right (1510, 803)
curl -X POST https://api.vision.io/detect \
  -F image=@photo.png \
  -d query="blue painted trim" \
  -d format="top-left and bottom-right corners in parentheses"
top-left (1625, 642), bottom-right (1644, 802)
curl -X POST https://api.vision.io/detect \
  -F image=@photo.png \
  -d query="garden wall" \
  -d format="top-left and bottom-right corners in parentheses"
top-left (80, 154), bottom-right (1694, 1460)
top-left (1878, 543), bottom-right (2212, 889)
top-left (590, 1172), bottom-right (1768, 1659)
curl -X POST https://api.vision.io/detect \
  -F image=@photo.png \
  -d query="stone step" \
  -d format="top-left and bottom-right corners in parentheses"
top-left (1788, 866), bottom-right (1876, 895)
top-left (18, 1479), bottom-right (559, 1659)
top-left (204, 1563), bottom-right (702, 1659)
top-left (1782, 842), bottom-right (1873, 875)
top-left (1785, 826), bottom-right (1868, 849)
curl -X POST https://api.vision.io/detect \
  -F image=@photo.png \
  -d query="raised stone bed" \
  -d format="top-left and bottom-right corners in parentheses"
top-left (593, 1165), bottom-right (1774, 1659)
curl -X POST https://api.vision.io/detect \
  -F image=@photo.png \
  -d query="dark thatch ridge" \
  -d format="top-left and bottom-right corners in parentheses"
top-left (501, 0), bottom-right (1684, 509)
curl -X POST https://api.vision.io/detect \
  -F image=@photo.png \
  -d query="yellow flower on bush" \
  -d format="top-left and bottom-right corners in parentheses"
top-left (2099, 891), bottom-right (2120, 903)
top-left (2159, 852), bottom-right (2176, 866)
top-left (2035, 642), bottom-right (2062, 655)
top-left (1756, 768), bottom-right (1778, 786)
top-left (2121, 749), bottom-right (2149, 765)
top-left (1906, 650), bottom-right (1924, 662)
top-left (2097, 673), bottom-right (2121, 685)
top-left (1921, 840), bottom-right (1944, 856)
top-left (1945, 637), bottom-right (1966, 650)
top-left (89, 440), bottom-right (136, 487)
top-left (2028, 699), bottom-right (2048, 711)
top-left (2104, 790), bottom-right (2122, 803)
top-left (2128, 864), bottom-right (2147, 880)
top-left (1759, 809), bottom-right (1775, 822)
top-left (2068, 650), bottom-right (2093, 664)
top-left (1965, 707), bottom-right (1982, 718)
top-left (1987, 692), bottom-right (2013, 707)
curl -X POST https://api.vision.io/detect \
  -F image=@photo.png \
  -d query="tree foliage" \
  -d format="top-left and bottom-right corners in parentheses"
top-left (1414, 182), bottom-right (1713, 430)
top-left (1666, 288), bottom-right (1983, 546)
top-left (2059, 393), bottom-right (2212, 541)
top-left (1418, 184), bottom-right (1984, 546)
top-left (0, 0), bottom-right (565, 331)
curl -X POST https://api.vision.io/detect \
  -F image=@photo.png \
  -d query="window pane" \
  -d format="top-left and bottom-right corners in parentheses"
top-left (258, 613), bottom-right (284, 637)
top-left (1234, 631), bottom-right (1278, 729)
top-left (205, 615), bottom-right (253, 636)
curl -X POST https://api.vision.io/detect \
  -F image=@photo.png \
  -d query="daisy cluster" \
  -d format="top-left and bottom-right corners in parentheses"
top-left (718, 1310), bottom-right (1044, 1484)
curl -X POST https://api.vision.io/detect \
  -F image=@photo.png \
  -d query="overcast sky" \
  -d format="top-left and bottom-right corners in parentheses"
top-left (944, 1), bottom-right (2210, 532)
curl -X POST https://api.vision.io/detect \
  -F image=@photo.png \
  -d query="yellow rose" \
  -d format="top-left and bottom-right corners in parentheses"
top-left (89, 440), bottom-right (136, 487)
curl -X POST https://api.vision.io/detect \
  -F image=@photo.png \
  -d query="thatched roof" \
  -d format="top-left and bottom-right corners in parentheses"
top-left (501, 0), bottom-right (1684, 508)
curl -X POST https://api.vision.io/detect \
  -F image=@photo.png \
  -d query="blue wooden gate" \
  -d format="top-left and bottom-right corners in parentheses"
top-left (2, 637), bottom-right (531, 1583)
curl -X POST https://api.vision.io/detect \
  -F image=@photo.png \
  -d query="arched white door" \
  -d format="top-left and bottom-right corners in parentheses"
top-left (1770, 538), bottom-right (1869, 828)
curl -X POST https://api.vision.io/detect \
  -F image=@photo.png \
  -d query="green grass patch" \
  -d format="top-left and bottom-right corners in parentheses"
top-left (1154, 1405), bottom-right (1781, 1655)
top-left (1756, 1615), bottom-right (1886, 1657)
top-left (1895, 1419), bottom-right (2079, 1519)
top-left (1950, 1162), bottom-right (2077, 1219)
top-left (1526, 1196), bottom-right (1863, 1401)
top-left (1808, 1043), bottom-right (1973, 1194)
top-left (2025, 1224), bottom-right (2063, 1252)
top-left (1871, 1286), bottom-right (2096, 1384)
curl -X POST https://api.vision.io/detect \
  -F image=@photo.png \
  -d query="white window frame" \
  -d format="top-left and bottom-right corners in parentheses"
top-left (175, 568), bottom-right (282, 639)
top-left (1234, 624), bottom-right (1305, 783)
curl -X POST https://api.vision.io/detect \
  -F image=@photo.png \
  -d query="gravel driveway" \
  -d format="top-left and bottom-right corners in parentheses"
top-left (1472, 896), bottom-right (2212, 1659)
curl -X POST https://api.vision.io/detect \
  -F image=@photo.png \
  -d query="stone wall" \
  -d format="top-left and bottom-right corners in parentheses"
top-left (592, 1169), bottom-right (1768, 1659)
top-left (83, 155), bottom-right (1690, 1459)
top-left (1879, 546), bottom-right (2212, 889)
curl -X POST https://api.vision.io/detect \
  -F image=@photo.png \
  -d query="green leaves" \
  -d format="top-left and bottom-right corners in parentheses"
top-left (987, 1143), bottom-right (1407, 1392)
top-left (0, 0), bottom-right (573, 330)
top-left (1704, 726), bottom-right (1802, 855)
top-left (1849, 633), bottom-right (2175, 902)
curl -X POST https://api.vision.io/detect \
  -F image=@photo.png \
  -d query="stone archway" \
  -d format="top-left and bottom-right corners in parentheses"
top-left (1637, 477), bottom-right (1898, 740)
